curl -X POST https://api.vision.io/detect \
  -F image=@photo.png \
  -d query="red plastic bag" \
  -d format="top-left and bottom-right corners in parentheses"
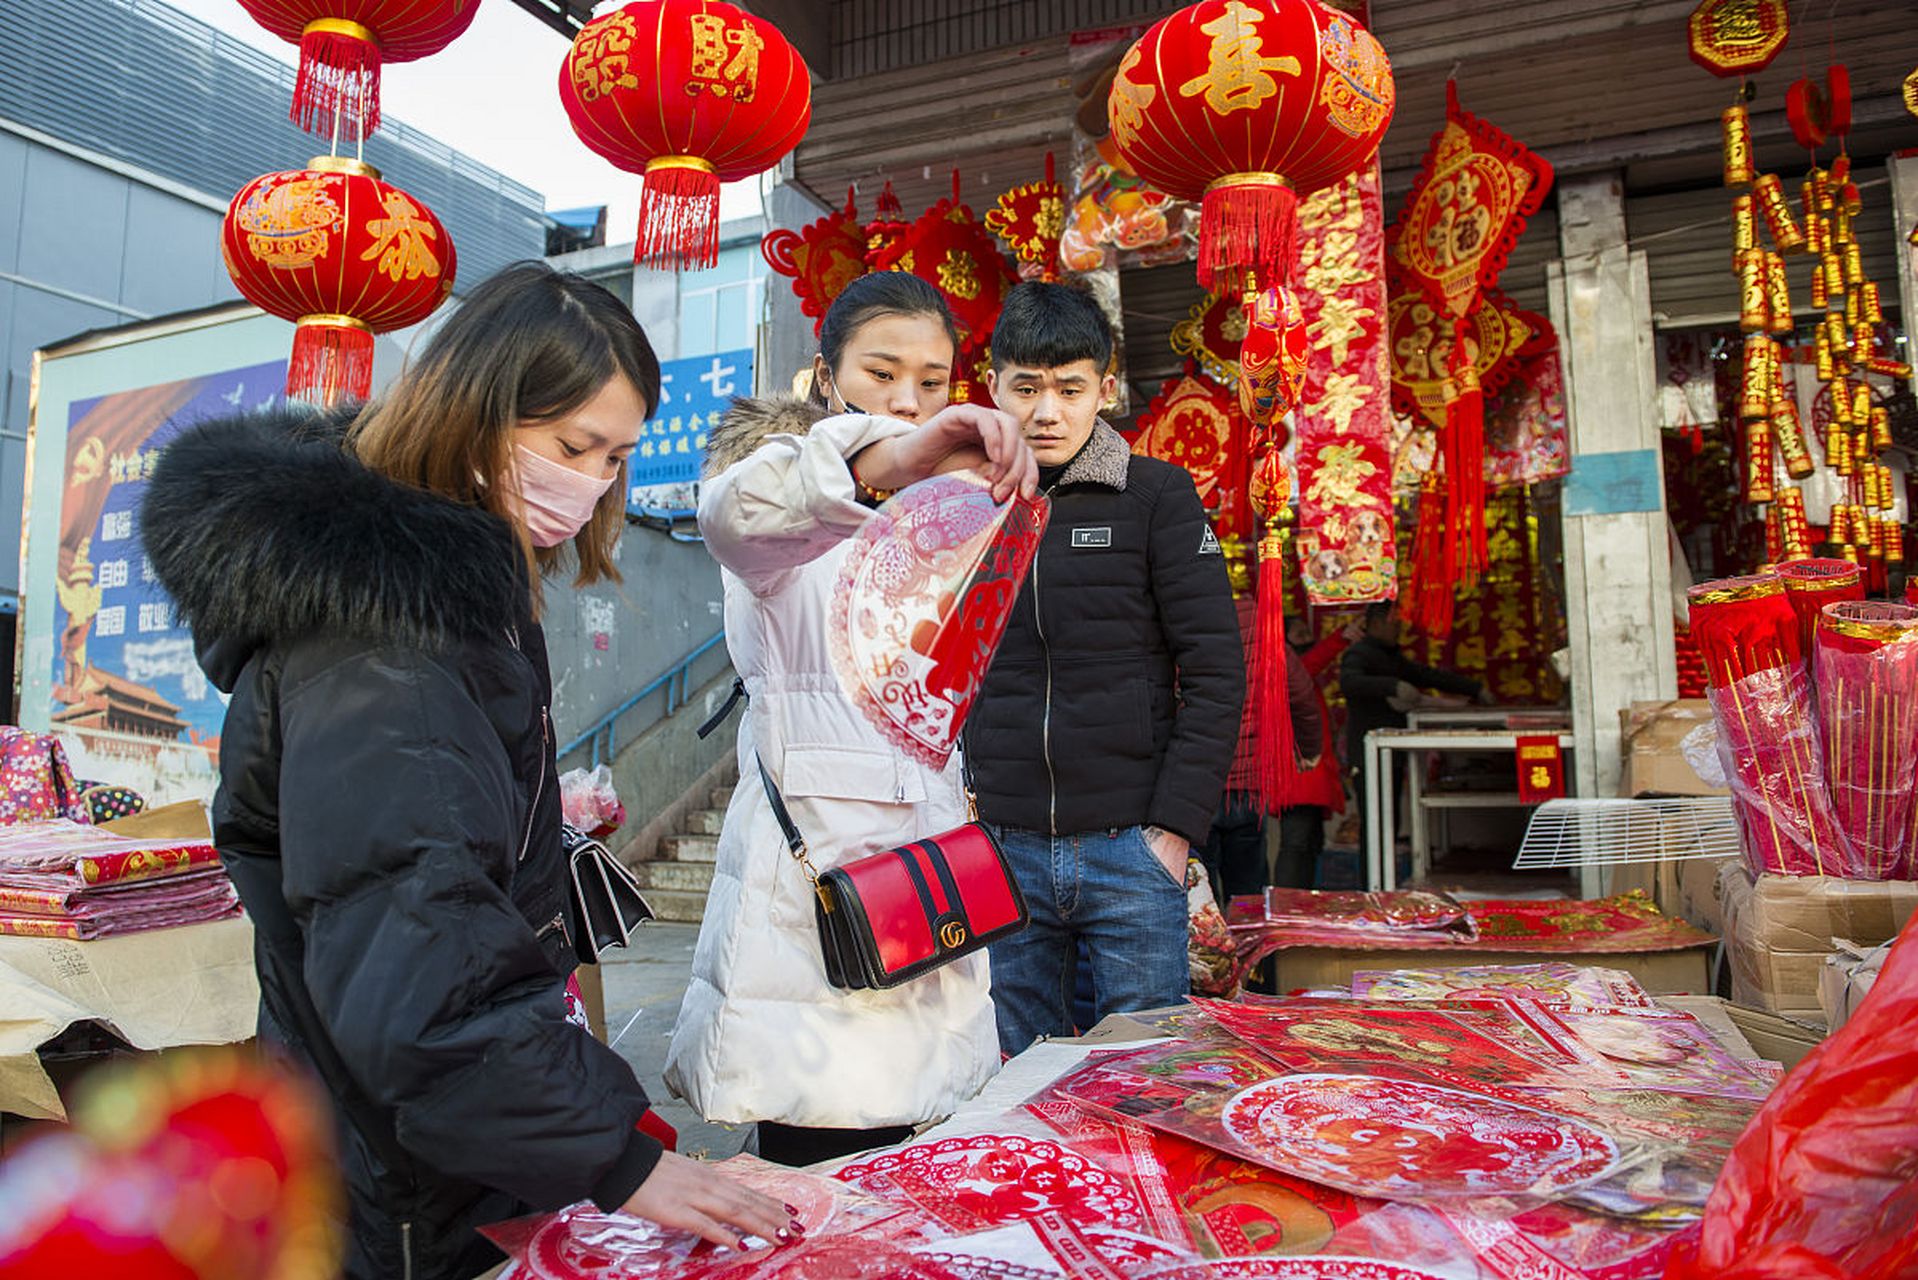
top-left (1665, 911), bottom-right (1918, 1280)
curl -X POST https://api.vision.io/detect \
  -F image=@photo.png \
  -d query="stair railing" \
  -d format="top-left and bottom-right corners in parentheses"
top-left (559, 630), bottom-right (727, 770)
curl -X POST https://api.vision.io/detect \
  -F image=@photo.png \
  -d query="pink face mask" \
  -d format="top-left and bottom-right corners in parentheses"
top-left (511, 444), bottom-right (615, 548)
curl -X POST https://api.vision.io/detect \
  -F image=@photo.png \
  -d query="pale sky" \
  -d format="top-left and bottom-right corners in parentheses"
top-left (160, 0), bottom-right (764, 237)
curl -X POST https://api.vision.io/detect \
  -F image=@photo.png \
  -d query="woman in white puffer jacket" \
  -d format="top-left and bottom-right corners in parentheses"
top-left (664, 274), bottom-right (1036, 1167)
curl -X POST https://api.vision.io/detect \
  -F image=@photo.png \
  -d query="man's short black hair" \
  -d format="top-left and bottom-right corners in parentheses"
top-left (1363, 600), bottom-right (1397, 626)
top-left (990, 282), bottom-right (1113, 374)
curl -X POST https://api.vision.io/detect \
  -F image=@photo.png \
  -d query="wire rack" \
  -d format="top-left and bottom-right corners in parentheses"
top-left (1513, 796), bottom-right (1741, 871)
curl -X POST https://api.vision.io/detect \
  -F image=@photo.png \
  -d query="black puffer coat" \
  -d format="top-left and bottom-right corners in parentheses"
top-left (142, 408), bottom-right (661, 1280)
top-left (965, 422), bottom-right (1245, 845)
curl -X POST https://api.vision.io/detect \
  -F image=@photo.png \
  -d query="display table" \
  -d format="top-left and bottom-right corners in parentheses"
top-left (0, 916), bottom-right (257, 1121)
top-left (1363, 725), bottom-right (1579, 892)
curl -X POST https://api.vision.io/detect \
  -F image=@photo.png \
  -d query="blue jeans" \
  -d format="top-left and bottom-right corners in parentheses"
top-left (986, 824), bottom-right (1190, 1057)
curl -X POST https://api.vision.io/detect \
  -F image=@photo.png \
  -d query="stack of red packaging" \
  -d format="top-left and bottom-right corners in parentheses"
top-left (0, 820), bottom-right (238, 940)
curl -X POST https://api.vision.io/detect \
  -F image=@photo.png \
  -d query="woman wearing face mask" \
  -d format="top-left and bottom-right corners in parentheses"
top-left (142, 263), bottom-right (793, 1280)
top-left (664, 272), bottom-right (1038, 1168)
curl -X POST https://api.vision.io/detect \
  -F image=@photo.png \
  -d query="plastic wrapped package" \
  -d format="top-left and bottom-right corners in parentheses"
top-left (1664, 910), bottom-right (1918, 1279)
top-left (1812, 603), bottom-right (1918, 880)
top-left (558, 764), bottom-right (625, 838)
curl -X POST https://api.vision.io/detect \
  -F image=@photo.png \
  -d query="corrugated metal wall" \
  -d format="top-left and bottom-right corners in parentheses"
top-left (830, 0), bottom-right (1170, 79)
top-left (0, 0), bottom-right (547, 285)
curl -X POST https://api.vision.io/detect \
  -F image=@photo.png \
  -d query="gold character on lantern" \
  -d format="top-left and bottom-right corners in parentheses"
top-left (688, 13), bottom-right (763, 102)
top-left (573, 13), bottom-right (640, 102)
top-left (240, 175), bottom-right (341, 270)
top-left (1178, 1), bottom-right (1303, 116)
top-left (362, 191), bottom-right (443, 283)
top-left (1109, 45), bottom-right (1158, 151)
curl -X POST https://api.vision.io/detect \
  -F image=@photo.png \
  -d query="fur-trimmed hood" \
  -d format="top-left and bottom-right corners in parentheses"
top-left (701, 395), bottom-right (829, 479)
top-left (142, 404), bottom-right (524, 687)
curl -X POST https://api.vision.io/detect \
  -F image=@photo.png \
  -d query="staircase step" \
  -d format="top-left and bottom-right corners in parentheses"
top-left (632, 860), bottom-right (717, 893)
top-left (684, 808), bottom-right (726, 836)
top-left (709, 784), bottom-right (735, 810)
top-left (640, 888), bottom-right (711, 925)
top-left (659, 834), bottom-right (719, 863)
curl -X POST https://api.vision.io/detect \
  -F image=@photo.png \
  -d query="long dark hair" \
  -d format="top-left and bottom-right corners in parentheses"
top-left (811, 272), bottom-right (960, 405)
top-left (350, 261), bottom-right (660, 597)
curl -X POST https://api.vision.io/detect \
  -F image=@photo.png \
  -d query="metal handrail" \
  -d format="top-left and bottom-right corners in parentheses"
top-left (559, 630), bottom-right (728, 769)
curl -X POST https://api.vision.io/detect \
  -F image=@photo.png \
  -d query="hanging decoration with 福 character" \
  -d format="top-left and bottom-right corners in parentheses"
top-left (222, 157), bottom-right (456, 405)
top-left (985, 153), bottom-right (1067, 283)
top-left (1389, 82), bottom-right (1553, 635)
top-left (760, 187), bottom-right (868, 336)
top-left (1129, 364), bottom-right (1255, 596)
top-left (1105, 0), bottom-right (1395, 296)
top-left (559, 0), bottom-right (813, 269)
top-left (1291, 163), bottom-right (1396, 609)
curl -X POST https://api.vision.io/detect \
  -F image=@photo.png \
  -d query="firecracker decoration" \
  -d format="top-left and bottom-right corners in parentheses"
top-left (560, 0), bottom-right (813, 269)
top-left (1106, 0), bottom-right (1395, 294)
top-left (1722, 104), bottom-right (1754, 186)
top-left (1751, 174), bottom-right (1805, 252)
top-left (1686, 0), bottom-right (1790, 77)
top-left (236, 0), bottom-right (478, 140)
top-left (1170, 289), bottom-right (1251, 386)
top-left (222, 157), bottom-right (455, 405)
top-left (1389, 83), bottom-right (1553, 625)
top-left (1294, 165), bottom-right (1397, 609)
top-left (985, 153), bottom-right (1067, 282)
top-left (760, 187), bottom-right (867, 336)
top-left (1237, 283), bottom-right (1308, 427)
top-left (868, 173), bottom-right (1019, 353)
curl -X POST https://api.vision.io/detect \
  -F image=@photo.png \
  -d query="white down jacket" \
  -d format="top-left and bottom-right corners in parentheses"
top-left (662, 397), bottom-right (1000, 1129)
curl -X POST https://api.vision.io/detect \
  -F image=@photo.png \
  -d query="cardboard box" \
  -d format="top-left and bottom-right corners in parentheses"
top-left (1655, 851), bottom-right (1740, 936)
top-left (1818, 939), bottom-right (1890, 1032)
top-left (1269, 945), bottom-right (1712, 996)
top-left (1719, 1002), bottom-right (1826, 1069)
top-left (1618, 700), bottom-right (1727, 798)
top-left (1720, 865), bottom-right (1918, 1020)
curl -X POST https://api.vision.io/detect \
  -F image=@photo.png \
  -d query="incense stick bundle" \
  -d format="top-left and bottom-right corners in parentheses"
top-left (1778, 559), bottom-right (1864, 670)
top-left (1815, 603), bottom-right (1918, 880)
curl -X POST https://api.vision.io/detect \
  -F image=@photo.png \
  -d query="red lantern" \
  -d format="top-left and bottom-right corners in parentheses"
top-left (236, 0), bottom-right (477, 140)
top-left (559, 0), bottom-right (812, 270)
top-left (1106, 0), bottom-right (1394, 293)
top-left (222, 157), bottom-right (456, 405)
top-left (867, 175), bottom-right (1018, 353)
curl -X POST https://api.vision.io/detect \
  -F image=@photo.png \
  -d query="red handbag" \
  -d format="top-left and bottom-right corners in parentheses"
top-left (755, 756), bottom-right (1028, 990)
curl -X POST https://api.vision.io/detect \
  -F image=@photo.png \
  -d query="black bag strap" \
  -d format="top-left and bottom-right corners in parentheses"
top-left (697, 678), bottom-right (748, 740)
top-left (754, 753), bottom-right (808, 857)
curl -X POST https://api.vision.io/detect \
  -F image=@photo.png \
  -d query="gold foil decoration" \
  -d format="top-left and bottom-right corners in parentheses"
top-left (1862, 281), bottom-right (1883, 325)
top-left (1733, 194), bottom-right (1757, 257)
top-left (1852, 384), bottom-right (1872, 431)
top-left (1822, 253), bottom-right (1846, 299)
top-left (1746, 412), bottom-right (1775, 503)
top-left (1810, 262), bottom-right (1828, 309)
top-left (1740, 335), bottom-right (1775, 418)
top-left (1738, 248), bottom-right (1770, 332)
top-left (1765, 251), bottom-right (1792, 334)
top-left (1844, 240), bottom-right (1864, 286)
top-left (1776, 487), bottom-right (1811, 557)
top-left (1815, 327), bottom-right (1834, 379)
top-left (1831, 375), bottom-right (1854, 426)
top-left (1825, 312), bottom-right (1850, 365)
top-left (1722, 105), bottom-right (1755, 186)
top-left (1753, 174), bottom-right (1806, 252)
top-left (1871, 406), bottom-right (1892, 452)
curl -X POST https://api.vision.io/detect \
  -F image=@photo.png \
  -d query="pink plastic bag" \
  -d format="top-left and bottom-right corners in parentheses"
top-left (0, 728), bottom-right (89, 826)
top-left (1665, 910), bottom-right (1918, 1279)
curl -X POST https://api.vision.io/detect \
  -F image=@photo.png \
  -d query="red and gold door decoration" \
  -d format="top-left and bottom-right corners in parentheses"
top-left (1290, 163), bottom-right (1395, 607)
top-left (1390, 83), bottom-right (1553, 632)
top-left (985, 153), bottom-right (1067, 282)
top-left (1131, 367), bottom-right (1253, 593)
top-left (560, 0), bottom-right (813, 268)
top-left (221, 157), bottom-right (455, 405)
top-left (1514, 735), bottom-right (1566, 804)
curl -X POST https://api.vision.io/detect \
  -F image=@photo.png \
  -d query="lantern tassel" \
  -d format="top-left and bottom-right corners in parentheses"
top-left (638, 159), bottom-right (722, 270)
top-left (287, 319), bottom-right (375, 407)
top-left (293, 23), bottom-right (381, 141)
top-left (1198, 178), bottom-right (1297, 295)
top-left (1251, 520), bottom-right (1295, 813)
top-left (1408, 475), bottom-right (1455, 637)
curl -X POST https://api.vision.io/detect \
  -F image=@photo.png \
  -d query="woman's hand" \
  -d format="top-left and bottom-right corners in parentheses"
top-left (851, 404), bottom-right (1039, 503)
top-left (619, 1149), bottom-right (799, 1250)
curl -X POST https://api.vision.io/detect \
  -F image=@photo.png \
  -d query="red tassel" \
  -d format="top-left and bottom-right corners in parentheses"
top-left (1250, 524), bottom-right (1295, 813)
top-left (878, 181), bottom-right (903, 220)
top-left (637, 160), bottom-right (721, 270)
top-left (287, 319), bottom-right (375, 406)
top-left (1408, 475), bottom-right (1455, 636)
top-left (293, 24), bottom-right (381, 141)
top-left (1198, 178), bottom-right (1298, 295)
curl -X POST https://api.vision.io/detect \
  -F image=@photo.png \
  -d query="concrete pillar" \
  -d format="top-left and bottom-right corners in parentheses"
top-left (1887, 154), bottom-right (1918, 400)
top-left (760, 170), bottom-right (830, 398)
top-left (1547, 172), bottom-right (1678, 890)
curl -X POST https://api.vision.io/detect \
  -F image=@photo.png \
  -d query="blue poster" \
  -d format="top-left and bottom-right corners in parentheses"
top-left (628, 346), bottom-right (753, 496)
top-left (49, 361), bottom-right (287, 747)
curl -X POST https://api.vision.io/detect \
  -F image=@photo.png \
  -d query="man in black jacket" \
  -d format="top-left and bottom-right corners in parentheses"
top-left (967, 284), bottom-right (1244, 1056)
top-left (1341, 600), bottom-right (1493, 870)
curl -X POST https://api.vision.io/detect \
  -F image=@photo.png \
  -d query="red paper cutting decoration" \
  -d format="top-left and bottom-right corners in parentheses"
top-left (1391, 83), bottom-right (1552, 630)
top-left (236, 0), bottom-right (478, 140)
top-left (868, 175), bottom-right (1019, 352)
top-left (986, 153), bottom-right (1067, 282)
top-left (1106, 0), bottom-right (1395, 294)
top-left (760, 187), bottom-right (868, 336)
top-left (222, 157), bottom-right (456, 405)
top-left (1686, 0), bottom-right (1791, 78)
top-left (559, 0), bottom-right (812, 269)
